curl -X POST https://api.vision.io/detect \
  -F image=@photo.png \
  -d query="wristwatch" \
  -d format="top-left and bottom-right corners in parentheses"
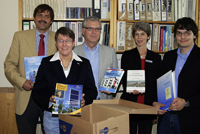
top-left (185, 100), bottom-right (190, 107)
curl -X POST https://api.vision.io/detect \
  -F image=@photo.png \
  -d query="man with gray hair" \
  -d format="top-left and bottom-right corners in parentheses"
top-left (74, 16), bottom-right (118, 100)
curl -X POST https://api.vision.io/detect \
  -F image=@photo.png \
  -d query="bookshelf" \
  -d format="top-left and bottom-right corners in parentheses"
top-left (18, 0), bottom-right (115, 47)
top-left (113, 0), bottom-right (200, 53)
top-left (18, 0), bottom-right (200, 53)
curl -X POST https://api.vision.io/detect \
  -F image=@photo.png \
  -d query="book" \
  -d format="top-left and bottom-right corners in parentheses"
top-left (99, 68), bottom-right (124, 93)
top-left (127, 0), bottom-right (134, 20)
top-left (24, 56), bottom-right (46, 83)
top-left (23, 21), bottom-right (30, 30)
top-left (146, 0), bottom-right (153, 21)
top-left (125, 22), bottom-right (136, 50)
top-left (117, 21), bottom-right (126, 51)
top-left (76, 22), bottom-right (84, 46)
top-left (146, 23), bottom-right (152, 50)
top-left (118, 0), bottom-right (127, 20)
top-left (101, 0), bottom-right (108, 19)
top-left (140, 0), bottom-right (146, 21)
top-left (92, 0), bottom-right (101, 18)
top-left (157, 70), bottom-right (176, 110)
top-left (126, 70), bottom-right (145, 93)
top-left (161, 0), bottom-right (167, 21)
top-left (152, 0), bottom-right (161, 21)
top-left (152, 23), bottom-right (159, 51)
top-left (134, 0), bottom-right (140, 20)
top-left (167, 0), bottom-right (173, 21)
top-left (52, 83), bottom-right (83, 115)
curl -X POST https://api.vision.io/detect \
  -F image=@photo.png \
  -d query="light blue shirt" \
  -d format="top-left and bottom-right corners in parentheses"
top-left (84, 43), bottom-right (99, 99)
top-left (35, 28), bottom-right (49, 56)
top-left (175, 44), bottom-right (194, 97)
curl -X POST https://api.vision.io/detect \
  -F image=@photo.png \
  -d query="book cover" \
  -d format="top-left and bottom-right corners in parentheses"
top-left (161, 0), bottom-right (167, 21)
top-left (99, 68), bottom-right (124, 93)
top-left (126, 70), bottom-right (145, 93)
top-left (134, 0), bottom-right (140, 20)
top-left (52, 83), bottom-right (83, 115)
top-left (127, 0), bottom-right (134, 20)
top-left (125, 22), bottom-right (136, 50)
top-left (157, 70), bottom-right (176, 110)
top-left (146, 0), bottom-right (153, 21)
top-left (117, 21), bottom-right (126, 51)
top-left (140, 0), bottom-right (146, 21)
top-left (24, 56), bottom-right (46, 83)
top-left (152, 23), bottom-right (159, 51)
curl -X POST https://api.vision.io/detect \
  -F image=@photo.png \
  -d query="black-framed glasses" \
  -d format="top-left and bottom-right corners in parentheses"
top-left (84, 27), bottom-right (101, 32)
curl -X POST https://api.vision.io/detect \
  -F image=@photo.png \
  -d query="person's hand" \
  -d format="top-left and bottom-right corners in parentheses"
top-left (169, 97), bottom-right (185, 111)
top-left (128, 90), bottom-right (140, 94)
top-left (22, 80), bottom-right (34, 91)
top-left (152, 102), bottom-right (167, 115)
top-left (49, 95), bottom-right (55, 102)
top-left (101, 91), bottom-right (111, 94)
top-left (81, 93), bottom-right (85, 107)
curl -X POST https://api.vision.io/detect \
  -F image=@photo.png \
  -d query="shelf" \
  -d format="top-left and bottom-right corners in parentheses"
top-left (117, 20), bottom-right (176, 24)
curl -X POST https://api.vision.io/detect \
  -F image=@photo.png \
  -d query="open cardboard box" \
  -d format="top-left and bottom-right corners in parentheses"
top-left (59, 99), bottom-right (158, 134)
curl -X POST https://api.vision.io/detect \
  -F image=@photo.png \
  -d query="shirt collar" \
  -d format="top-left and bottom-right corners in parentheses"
top-left (84, 43), bottom-right (99, 52)
top-left (177, 43), bottom-right (194, 59)
top-left (50, 51), bottom-right (82, 62)
top-left (35, 28), bottom-right (49, 38)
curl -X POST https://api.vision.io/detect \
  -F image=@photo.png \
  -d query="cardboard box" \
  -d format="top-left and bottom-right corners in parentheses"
top-left (59, 99), bottom-right (158, 134)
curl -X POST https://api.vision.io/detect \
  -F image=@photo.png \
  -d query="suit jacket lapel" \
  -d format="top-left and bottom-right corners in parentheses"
top-left (181, 45), bottom-right (198, 74)
top-left (48, 31), bottom-right (56, 56)
top-left (99, 45), bottom-right (104, 80)
top-left (26, 29), bottom-right (37, 55)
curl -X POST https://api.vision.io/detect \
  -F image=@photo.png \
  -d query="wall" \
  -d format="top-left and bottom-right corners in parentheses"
top-left (0, 0), bottom-right (18, 87)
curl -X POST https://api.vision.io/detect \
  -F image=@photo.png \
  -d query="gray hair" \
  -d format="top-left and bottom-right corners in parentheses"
top-left (132, 21), bottom-right (151, 41)
top-left (82, 16), bottom-right (102, 29)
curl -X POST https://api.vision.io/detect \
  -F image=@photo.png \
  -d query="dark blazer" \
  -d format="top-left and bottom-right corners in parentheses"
top-left (158, 45), bottom-right (200, 134)
top-left (32, 54), bottom-right (97, 112)
top-left (120, 48), bottom-right (161, 106)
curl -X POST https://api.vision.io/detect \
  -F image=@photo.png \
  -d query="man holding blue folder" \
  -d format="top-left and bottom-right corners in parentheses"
top-left (154, 17), bottom-right (200, 134)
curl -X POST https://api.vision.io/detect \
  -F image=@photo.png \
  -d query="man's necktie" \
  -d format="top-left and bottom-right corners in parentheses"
top-left (38, 34), bottom-right (45, 56)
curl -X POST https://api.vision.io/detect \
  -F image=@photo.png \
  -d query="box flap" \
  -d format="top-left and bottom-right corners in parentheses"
top-left (93, 99), bottom-right (158, 115)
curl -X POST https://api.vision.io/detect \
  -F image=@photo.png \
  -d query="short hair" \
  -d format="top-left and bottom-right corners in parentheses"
top-left (82, 16), bottom-right (102, 29)
top-left (33, 4), bottom-right (54, 21)
top-left (174, 17), bottom-right (198, 40)
top-left (55, 27), bottom-right (75, 41)
top-left (132, 21), bottom-right (151, 41)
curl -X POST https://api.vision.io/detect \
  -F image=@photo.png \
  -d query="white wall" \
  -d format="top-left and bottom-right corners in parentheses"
top-left (0, 0), bottom-right (18, 87)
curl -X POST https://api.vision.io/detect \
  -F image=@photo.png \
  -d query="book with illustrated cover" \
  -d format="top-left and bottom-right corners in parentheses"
top-left (52, 83), bottom-right (83, 115)
top-left (126, 70), bottom-right (145, 93)
top-left (24, 56), bottom-right (45, 83)
top-left (157, 70), bottom-right (176, 110)
top-left (99, 68), bottom-right (124, 93)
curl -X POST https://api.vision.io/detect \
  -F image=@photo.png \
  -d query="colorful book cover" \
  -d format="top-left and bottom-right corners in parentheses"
top-left (24, 56), bottom-right (46, 83)
top-left (99, 68), bottom-right (124, 93)
top-left (157, 70), bottom-right (176, 110)
top-left (52, 83), bottom-right (83, 115)
top-left (126, 70), bottom-right (145, 93)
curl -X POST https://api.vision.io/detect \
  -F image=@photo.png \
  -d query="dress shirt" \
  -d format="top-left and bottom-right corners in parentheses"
top-left (84, 43), bottom-right (99, 99)
top-left (35, 28), bottom-right (49, 56)
top-left (175, 44), bottom-right (194, 96)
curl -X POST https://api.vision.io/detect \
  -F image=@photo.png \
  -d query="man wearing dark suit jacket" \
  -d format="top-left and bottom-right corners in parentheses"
top-left (74, 16), bottom-right (118, 100)
top-left (155, 17), bottom-right (200, 134)
top-left (4, 4), bottom-right (57, 134)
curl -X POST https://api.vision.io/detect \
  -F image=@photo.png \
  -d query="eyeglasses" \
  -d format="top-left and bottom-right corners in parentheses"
top-left (176, 31), bottom-right (192, 37)
top-left (57, 39), bottom-right (73, 44)
top-left (84, 27), bottom-right (101, 32)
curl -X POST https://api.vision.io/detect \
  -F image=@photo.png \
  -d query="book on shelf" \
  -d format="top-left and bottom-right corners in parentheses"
top-left (99, 68), bottom-right (124, 93)
top-left (30, 21), bottom-right (36, 29)
top-left (157, 70), bottom-right (176, 110)
top-left (92, 0), bottom-right (101, 18)
top-left (146, 0), bottom-right (153, 21)
top-left (167, 0), bottom-right (174, 21)
top-left (23, 21), bottom-right (30, 30)
top-left (152, 23), bottom-right (159, 51)
top-left (118, 0), bottom-right (127, 20)
top-left (140, 0), bottom-right (146, 21)
top-left (52, 83), bottom-right (83, 115)
top-left (24, 56), bottom-right (46, 83)
top-left (152, 0), bottom-right (161, 21)
top-left (127, 0), bottom-right (134, 20)
top-left (161, 0), bottom-right (167, 21)
top-left (101, 0), bottom-right (108, 19)
top-left (99, 22), bottom-right (106, 45)
top-left (126, 70), bottom-right (145, 93)
top-left (117, 21), bottom-right (126, 51)
top-left (134, 0), bottom-right (140, 20)
top-left (125, 22), bottom-right (136, 50)
top-left (77, 22), bottom-right (84, 46)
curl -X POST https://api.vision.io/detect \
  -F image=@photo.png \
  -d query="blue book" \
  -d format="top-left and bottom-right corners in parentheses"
top-left (99, 68), bottom-right (124, 93)
top-left (24, 56), bottom-right (45, 83)
top-left (157, 70), bottom-right (176, 110)
top-left (52, 83), bottom-right (83, 115)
